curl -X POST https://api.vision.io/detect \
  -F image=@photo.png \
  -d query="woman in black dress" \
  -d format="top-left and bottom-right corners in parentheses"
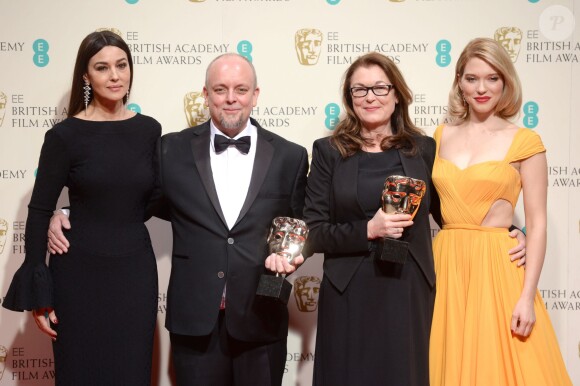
top-left (304, 52), bottom-right (439, 386)
top-left (3, 31), bottom-right (160, 386)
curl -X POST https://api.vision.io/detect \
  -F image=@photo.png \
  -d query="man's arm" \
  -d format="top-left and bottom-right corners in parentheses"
top-left (47, 211), bottom-right (70, 254)
top-left (509, 227), bottom-right (527, 266)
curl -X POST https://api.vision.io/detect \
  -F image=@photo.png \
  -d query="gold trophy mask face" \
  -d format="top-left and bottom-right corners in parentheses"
top-left (267, 217), bottom-right (309, 262)
top-left (0, 219), bottom-right (8, 254)
top-left (293, 276), bottom-right (321, 312)
top-left (494, 27), bottom-right (523, 63)
top-left (0, 345), bottom-right (7, 380)
top-left (0, 92), bottom-right (7, 127)
top-left (95, 27), bottom-right (123, 37)
top-left (382, 175), bottom-right (426, 219)
top-left (295, 29), bottom-right (323, 65)
top-left (184, 91), bottom-right (209, 127)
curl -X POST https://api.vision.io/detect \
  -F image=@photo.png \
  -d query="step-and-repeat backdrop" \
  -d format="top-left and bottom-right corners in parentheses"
top-left (1, 0), bottom-right (578, 384)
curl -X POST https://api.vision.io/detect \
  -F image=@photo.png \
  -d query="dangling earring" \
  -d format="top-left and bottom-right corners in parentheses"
top-left (125, 88), bottom-right (130, 104)
top-left (83, 81), bottom-right (91, 114)
top-left (459, 89), bottom-right (467, 107)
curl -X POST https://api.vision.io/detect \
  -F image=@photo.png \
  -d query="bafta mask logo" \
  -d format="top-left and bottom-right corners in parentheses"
top-left (189, 0), bottom-right (206, 2)
top-left (294, 276), bottom-right (321, 312)
top-left (0, 345), bottom-right (7, 381)
top-left (494, 27), bottom-right (523, 63)
top-left (184, 91), bottom-right (209, 127)
top-left (0, 219), bottom-right (8, 254)
top-left (0, 91), bottom-right (7, 127)
top-left (95, 27), bottom-right (123, 37)
top-left (295, 29), bottom-right (323, 65)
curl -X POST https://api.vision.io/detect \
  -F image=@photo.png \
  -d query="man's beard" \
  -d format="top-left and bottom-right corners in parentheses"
top-left (219, 114), bottom-right (244, 130)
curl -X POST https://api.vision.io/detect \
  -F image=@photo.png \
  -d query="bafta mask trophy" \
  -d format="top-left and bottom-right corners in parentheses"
top-left (184, 91), bottom-right (209, 127)
top-left (256, 217), bottom-right (309, 304)
top-left (376, 175), bottom-right (426, 263)
top-left (0, 345), bottom-right (6, 381)
top-left (293, 276), bottom-right (321, 312)
top-left (0, 219), bottom-right (8, 254)
top-left (0, 91), bottom-right (7, 127)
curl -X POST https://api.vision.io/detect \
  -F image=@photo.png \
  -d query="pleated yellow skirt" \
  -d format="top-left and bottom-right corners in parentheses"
top-left (429, 225), bottom-right (572, 386)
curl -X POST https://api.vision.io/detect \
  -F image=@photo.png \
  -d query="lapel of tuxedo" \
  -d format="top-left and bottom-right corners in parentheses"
top-left (233, 121), bottom-right (274, 228)
top-left (190, 122), bottom-right (228, 228)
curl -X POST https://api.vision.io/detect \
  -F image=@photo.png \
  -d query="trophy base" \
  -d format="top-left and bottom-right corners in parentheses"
top-left (375, 237), bottom-right (409, 264)
top-left (256, 275), bottom-right (292, 304)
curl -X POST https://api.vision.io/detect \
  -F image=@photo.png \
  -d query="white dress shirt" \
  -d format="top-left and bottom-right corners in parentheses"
top-left (209, 120), bottom-right (257, 230)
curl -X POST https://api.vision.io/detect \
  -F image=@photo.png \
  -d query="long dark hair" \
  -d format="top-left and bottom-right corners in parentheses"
top-left (332, 52), bottom-right (424, 158)
top-left (67, 31), bottom-right (133, 117)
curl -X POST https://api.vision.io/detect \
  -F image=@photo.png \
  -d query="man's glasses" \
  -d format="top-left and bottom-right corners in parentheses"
top-left (350, 84), bottom-right (394, 98)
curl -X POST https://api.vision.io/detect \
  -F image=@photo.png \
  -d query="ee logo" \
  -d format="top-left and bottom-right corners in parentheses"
top-left (237, 41), bottom-right (253, 62)
top-left (325, 103), bottom-right (340, 130)
top-left (127, 103), bottom-right (141, 113)
top-left (523, 101), bottom-right (538, 129)
top-left (435, 39), bottom-right (451, 68)
top-left (33, 39), bottom-right (49, 67)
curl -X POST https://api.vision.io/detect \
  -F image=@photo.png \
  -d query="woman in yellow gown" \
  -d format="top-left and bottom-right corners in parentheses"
top-left (429, 38), bottom-right (572, 385)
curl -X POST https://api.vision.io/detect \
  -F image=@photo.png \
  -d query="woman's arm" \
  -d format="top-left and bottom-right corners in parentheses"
top-left (511, 152), bottom-right (548, 337)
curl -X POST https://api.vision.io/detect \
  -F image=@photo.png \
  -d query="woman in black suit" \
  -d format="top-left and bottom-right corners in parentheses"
top-left (304, 52), bottom-right (439, 386)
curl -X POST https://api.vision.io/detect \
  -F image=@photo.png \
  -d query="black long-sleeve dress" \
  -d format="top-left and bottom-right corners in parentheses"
top-left (3, 114), bottom-right (161, 386)
top-left (304, 136), bottom-right (439, 386)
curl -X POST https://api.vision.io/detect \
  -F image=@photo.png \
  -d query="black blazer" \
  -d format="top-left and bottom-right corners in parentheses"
top-left (304, 135), bottom-right (440, 293)
top-left (150, 118), bottom-right (308, 342)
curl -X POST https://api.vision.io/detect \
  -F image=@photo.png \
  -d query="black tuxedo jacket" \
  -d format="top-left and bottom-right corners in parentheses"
top-left (304, 135), bottom-right (441, 293)
top-left (150, 118), bottom-right (308, 342)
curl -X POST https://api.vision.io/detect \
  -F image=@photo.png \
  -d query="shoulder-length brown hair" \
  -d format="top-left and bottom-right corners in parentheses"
top-left (448, 37), bottom-right (522, 124)
top-left (331, 52), bottom-right (424, 158)
top-left (68, 31), bottom-right (134, 117)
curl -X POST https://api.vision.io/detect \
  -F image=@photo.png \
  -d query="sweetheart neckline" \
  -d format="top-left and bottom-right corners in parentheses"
top-left (436, 156), bottom-right (505, 171)
top-left (434, 127), bottom-right (526, 171)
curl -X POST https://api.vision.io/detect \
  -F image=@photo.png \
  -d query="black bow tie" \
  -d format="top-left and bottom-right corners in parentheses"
top-left (214, 135), bottom-right (251, 154)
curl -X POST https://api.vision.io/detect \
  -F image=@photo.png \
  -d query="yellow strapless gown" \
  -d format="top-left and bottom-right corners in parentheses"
top-left (429, 126), bottom-right (572, 386)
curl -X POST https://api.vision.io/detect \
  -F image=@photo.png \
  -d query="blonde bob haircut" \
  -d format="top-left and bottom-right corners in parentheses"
top-left (448, 37), bottom-right (522, 124)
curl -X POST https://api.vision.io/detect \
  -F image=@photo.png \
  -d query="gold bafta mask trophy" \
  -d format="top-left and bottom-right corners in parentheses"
top-left (0, 219), bottom-right (8, 254)
top-left (294, 29), bottom-right (323, 65)
top-left (494, 26), bottom-right (523, 63)
top-left (0, 345), bottom-right (7, 381)
top-left (95, 27), bottom-right (123, 37)
top-left (293, 276), bottom-right (321, 312)
top-left (184, 91), bottom-right (209, 127)
top-left (0, 92), bottom-right (7, 127)
top-left (376, 175), bottom-right (426, 263)
top-left (256, 217), bottom-right (309, 304)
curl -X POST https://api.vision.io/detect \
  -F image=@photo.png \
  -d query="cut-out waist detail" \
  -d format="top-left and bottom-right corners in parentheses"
top-left (442, 224), bottom-right (508, 233)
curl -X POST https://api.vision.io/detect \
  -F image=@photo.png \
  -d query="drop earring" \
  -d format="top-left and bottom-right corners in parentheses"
top-left (83, 81), bottom-right (91, 114)
top-left (459, 89), bottom-right (467, 107)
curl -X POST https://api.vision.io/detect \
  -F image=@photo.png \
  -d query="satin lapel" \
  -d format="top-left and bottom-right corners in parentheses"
top-left (233, 128), bottom-right (274, 227)
top-left (191, 126), bottom-right (228, 228)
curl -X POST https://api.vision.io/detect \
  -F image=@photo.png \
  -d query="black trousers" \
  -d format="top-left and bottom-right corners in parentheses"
top-left (170, 310), bottom-right (287, 386)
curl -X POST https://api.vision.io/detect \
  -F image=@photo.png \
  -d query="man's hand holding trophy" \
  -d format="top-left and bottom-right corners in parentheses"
top-left (256, 217), bottom-right (309, 304)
